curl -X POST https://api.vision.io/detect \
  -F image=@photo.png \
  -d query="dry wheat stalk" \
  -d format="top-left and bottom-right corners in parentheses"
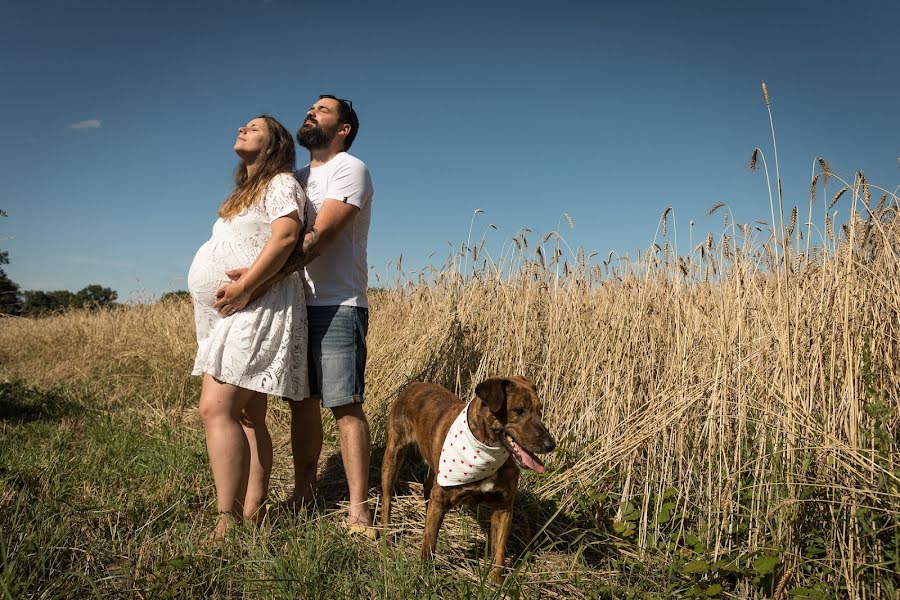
top-left (860, 171), bottom-right (871, 206)
top-left (875, 193), bottom-right (887, 217)
top-left (829, 187), bottom-right (848, 210)
top-left (818, 157), bottom-right (832, 186)
top-left (1, 191), bottom-right (898, 598)
top-left (774, 566), bottom-right (795, 600)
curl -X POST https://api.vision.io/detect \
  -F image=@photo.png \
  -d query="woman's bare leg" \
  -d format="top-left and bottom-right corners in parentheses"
top-left (198, 374), bottom-right (254, 538)
top-left (240, 392), bottom-right (272, 523)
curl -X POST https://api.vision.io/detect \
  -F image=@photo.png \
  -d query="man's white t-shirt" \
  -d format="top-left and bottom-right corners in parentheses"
top-left (294, 152), bottom-right (373, 308)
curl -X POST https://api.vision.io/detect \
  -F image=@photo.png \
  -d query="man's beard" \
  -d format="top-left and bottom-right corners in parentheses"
top-left (296, 120), bottom-right (338, 150)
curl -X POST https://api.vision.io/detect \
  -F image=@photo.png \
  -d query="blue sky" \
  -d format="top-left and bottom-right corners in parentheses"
top-left (1, 0), bottom-right (898, 300)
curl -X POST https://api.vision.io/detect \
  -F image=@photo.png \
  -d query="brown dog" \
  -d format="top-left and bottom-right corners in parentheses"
top-left (380, 376), bottom-right (556, 581)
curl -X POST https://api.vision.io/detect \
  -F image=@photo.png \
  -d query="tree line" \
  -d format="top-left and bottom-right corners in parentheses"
top-left (1, 209), bottom-right (119, 316)
top-left (1, 279), bottom-right (119, 316)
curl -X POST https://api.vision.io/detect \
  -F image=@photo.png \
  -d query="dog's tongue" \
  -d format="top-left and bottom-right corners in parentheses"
top-left (508, 438), bottom-right (545, 473)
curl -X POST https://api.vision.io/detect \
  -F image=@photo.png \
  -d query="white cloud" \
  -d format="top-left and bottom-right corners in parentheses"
top-left (67, 119), bottom-right (102, 130)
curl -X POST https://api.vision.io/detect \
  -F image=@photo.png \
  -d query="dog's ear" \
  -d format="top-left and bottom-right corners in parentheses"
top-left (475, 378), bottom-right (509, 414)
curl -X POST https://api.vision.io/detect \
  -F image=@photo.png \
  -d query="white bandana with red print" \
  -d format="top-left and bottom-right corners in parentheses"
top-left (437, 402), bottom-right (509, 487)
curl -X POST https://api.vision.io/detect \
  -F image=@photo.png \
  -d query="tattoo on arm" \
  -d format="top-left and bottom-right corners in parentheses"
top-left (278, 226), bottom-right (321, 277)
top-left (301, 226), bottom-right (323, 262)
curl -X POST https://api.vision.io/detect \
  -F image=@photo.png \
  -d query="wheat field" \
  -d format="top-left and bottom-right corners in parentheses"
top-left (1, 98), bottom-right (898, 597)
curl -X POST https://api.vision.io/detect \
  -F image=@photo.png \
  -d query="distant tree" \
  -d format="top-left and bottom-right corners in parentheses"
top-left (159, 290), bottom-right (191, 303)
top-left (0, 209), bottom-right (22, 315)
top-left (22, 290), bottom-right (73, 314)
top-left (3, 210), bottom-right (119, 316)
top-left (0, 267), bottom-right (21, 315)
top-left (73, 284), bottom-right (118, 309)
top-left (21, 285), bottom-right (118, 315)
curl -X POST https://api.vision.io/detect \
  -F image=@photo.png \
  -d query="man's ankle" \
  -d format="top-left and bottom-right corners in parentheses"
top-left (348, 501), bottom-right (372, 519)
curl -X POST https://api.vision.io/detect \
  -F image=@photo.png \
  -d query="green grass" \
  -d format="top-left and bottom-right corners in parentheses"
top-left (1, 356), bottom-right (895, 599)
top-left (0, 380), bottom-right (605, 599)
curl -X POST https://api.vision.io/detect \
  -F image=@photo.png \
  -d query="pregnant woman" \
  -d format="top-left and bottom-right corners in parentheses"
top-left (188, 115), bottom-right (308, 539)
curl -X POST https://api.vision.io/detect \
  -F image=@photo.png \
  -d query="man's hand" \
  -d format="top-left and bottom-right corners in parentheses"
top-left (213, 280), bottom-right (252, 316)
top-left (225, 267), bottom-right (248, 282)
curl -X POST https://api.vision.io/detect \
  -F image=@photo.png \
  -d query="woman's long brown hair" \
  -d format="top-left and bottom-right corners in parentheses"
top-left (218, 114), bottom-right (296, 219)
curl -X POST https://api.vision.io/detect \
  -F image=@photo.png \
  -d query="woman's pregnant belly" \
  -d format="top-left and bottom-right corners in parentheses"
top-left (188, 240), bottom-right (254, 308)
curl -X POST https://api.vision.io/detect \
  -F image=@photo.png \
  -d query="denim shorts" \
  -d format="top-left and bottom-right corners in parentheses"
top-left (306, 305), bottom-right (368, 408)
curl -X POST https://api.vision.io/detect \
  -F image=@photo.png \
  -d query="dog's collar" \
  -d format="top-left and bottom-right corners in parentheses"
top-left (437, 401), bottom-right (509, 487)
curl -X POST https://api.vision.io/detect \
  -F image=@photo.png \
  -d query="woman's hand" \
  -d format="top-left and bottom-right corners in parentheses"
top-left (223, 267), bottom-right (277, 304)
top-left (213, 280), bottom-right (252, 316)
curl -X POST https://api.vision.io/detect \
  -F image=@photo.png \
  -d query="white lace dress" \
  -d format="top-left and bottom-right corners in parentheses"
top-left (187, 173), bottom-right (309, 400)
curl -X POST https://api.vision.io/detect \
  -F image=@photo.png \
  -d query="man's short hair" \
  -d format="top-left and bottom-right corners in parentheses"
top-left (320, 94), bottom-right (359, 150)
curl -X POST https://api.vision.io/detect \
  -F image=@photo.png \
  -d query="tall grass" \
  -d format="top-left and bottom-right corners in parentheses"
top-left (1, 88), bottom-right (898, 597)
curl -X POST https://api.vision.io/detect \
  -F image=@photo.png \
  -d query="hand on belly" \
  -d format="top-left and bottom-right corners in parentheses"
top-left (188, 244), bottom-right (250, 309)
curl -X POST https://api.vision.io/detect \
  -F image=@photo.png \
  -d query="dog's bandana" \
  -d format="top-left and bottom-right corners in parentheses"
top-left (437, 402), bottom-right (509, 487)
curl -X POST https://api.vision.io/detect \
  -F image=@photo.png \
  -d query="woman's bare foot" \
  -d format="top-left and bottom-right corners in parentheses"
top-left (207, 511), bottom-right (238, 541)
top-left (243, 501), bottom-right (267, 526)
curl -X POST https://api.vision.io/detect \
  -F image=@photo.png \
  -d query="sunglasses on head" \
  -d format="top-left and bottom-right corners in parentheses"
top-left (319, 95), bottom-right (353, 113)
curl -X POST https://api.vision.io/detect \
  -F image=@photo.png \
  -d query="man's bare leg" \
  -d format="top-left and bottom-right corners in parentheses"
top-left (331, 403), bottom-right (372, 527)
top-left (289, 399), bottom-right (323, 506)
